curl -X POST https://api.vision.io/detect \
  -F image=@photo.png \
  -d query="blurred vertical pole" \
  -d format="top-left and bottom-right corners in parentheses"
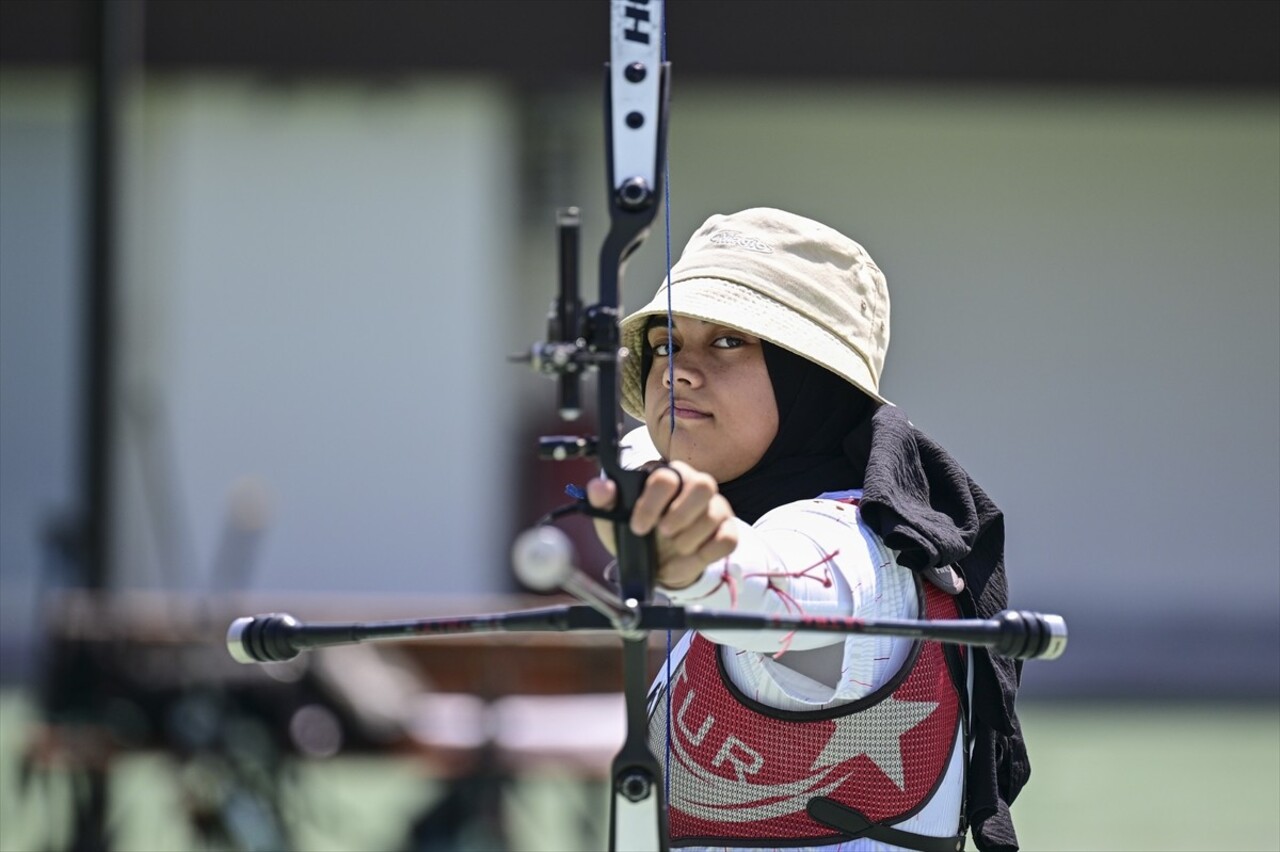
top-left (62, 1), bottom-right (142, 849)
top-left (82, 0), bottom-right (134, 593)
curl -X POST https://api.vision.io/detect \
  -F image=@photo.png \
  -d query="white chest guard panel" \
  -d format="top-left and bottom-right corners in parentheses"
top-left (649, 581), bottom-right (964, 847)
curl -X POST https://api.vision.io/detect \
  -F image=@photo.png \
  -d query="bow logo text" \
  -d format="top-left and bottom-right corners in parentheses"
top-left (623, 0), bottom-right (653, 44)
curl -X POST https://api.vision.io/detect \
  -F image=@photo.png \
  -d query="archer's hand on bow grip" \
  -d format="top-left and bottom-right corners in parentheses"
top-left (586, 461), bottom-right (739, 590)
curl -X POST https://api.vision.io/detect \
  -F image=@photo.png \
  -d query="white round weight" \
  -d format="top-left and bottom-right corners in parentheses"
top-left (511, 526), bottom-right (576, 591)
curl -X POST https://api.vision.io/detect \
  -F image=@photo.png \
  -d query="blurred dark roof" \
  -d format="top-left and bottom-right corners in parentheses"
top-left (2, 0), bottom-right (1276, 89)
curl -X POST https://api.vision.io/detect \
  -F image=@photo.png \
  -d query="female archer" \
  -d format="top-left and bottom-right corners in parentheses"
top-left (587, 207), bottom-right (1028, 851)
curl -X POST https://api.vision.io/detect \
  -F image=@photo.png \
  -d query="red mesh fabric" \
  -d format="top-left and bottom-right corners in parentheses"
top-left (652, 584), bottom-right (961, 843)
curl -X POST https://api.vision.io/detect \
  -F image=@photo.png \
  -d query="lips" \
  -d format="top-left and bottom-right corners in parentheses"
top-left (667, 399), bottom-right (711, 421)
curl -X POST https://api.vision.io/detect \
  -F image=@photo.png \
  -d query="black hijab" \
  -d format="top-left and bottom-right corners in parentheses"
top-left (642, 330), bottom-right (875, 522)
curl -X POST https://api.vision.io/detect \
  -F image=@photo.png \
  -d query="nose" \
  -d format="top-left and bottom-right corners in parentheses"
top-left (661, 349), bottom-right (703, 388)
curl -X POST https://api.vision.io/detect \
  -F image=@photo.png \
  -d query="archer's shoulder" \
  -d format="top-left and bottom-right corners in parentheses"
top-left (753, 491), bottom-right (868, 531)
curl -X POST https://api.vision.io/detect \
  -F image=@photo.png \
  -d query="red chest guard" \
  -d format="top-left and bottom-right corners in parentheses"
top-left (649, 580), bottom-right (963, 846)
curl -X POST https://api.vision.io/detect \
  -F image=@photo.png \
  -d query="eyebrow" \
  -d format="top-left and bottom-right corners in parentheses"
top-left (645, 316), bottom-right (752, 341)
top-left (644, 316), bottom-right (673, 343)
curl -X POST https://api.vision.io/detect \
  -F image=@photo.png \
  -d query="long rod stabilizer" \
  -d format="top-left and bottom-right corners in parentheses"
top-left (227, 604), bottom-right (1067, 665)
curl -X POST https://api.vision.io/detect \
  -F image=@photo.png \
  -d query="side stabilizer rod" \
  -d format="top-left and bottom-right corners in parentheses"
top-left (227, 604), bottom-right (1066, 664)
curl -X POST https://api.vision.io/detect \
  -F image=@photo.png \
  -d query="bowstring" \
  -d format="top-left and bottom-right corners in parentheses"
top-left (661, 5), bottom-right (675, 810)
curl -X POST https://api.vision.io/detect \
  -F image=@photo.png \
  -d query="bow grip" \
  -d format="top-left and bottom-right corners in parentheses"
top-left (609, 466), bottom-right (659, 603)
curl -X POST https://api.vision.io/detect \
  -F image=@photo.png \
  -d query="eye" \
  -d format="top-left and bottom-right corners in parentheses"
top-left (712, 335), bottom-right (747, 349)
top-left (648, 338), bottom-right (675, 357)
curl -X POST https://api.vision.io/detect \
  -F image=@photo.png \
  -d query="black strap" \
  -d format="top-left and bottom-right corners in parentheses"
top-left (807, 798), bottom-right (965, 852)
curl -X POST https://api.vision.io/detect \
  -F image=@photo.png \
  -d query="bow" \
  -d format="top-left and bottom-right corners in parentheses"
top-left (227, 4), bottom-right (1069, 849)
top-left (531, 1), bottom-right (673, 845)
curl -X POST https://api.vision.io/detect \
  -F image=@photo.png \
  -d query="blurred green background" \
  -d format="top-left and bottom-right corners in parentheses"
top-left (2, 693), bottom-right (1278, 851)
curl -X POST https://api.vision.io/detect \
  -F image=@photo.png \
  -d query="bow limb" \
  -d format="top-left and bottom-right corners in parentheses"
top-left (595, 0), bottom-right (669, 604)
top-left (594, 2), bottom-right (671, 849)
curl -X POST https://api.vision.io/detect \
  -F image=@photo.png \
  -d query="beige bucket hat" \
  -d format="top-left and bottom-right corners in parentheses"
top-left (620, 207), bottom-right (891, 420)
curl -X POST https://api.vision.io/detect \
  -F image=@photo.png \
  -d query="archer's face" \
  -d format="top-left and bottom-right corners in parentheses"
top-left (643, 317), bottom-right (779, 484)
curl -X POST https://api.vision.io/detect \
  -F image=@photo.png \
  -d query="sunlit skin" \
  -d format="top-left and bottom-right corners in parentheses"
top-left (644, 318), bottom-right (780, 483)
top-left (586, 317), bottom-right (780, 588)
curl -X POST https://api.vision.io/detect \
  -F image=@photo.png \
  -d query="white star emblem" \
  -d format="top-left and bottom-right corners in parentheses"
top-left (809, 696), bottom-right (938, 790)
